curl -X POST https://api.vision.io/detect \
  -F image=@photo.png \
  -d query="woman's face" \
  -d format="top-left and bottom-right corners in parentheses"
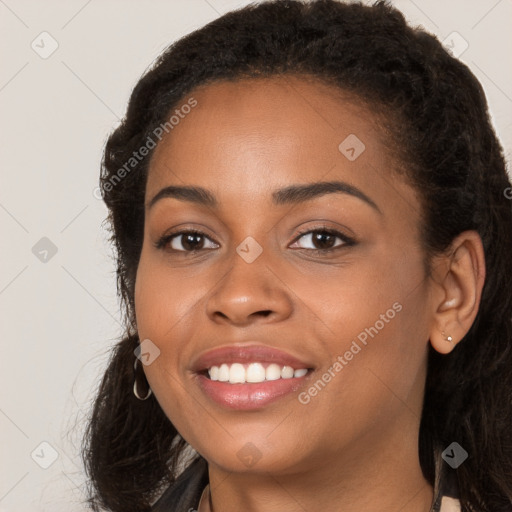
top-left (135, 76), bottom-right (434, 475)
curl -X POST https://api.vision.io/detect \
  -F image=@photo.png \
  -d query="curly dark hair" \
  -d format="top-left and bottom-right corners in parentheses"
top-left (82, 1), bottom-right (512, 511)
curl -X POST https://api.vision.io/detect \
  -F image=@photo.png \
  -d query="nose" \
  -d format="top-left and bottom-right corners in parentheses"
top-left (205, 250), bottom-right (293, 327)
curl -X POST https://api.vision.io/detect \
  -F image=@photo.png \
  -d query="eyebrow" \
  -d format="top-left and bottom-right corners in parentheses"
top-left (147, 180), bottom-right (382, 214)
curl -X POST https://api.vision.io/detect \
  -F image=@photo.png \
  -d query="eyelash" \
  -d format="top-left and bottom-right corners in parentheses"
top-left (154, 226), bottom-right (356, 255)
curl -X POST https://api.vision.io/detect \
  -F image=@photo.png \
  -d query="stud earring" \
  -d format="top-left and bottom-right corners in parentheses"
top-left (441, 331), bottom-right (453, 343)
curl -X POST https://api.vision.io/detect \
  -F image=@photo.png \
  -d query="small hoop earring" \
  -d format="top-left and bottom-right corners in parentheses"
top-left (133, 357), bottom-right (152, 400)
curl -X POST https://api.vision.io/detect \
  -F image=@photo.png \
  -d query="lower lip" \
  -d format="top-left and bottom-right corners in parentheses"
top-left (196, 373), bottom-right (309, 410)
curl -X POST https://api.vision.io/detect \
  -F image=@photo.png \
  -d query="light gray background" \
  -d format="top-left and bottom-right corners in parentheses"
top-left (1, 0), bottom-right (511, 510)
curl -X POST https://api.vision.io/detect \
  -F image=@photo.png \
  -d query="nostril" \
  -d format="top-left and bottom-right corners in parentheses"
top-left (255, 310), bottom-right (272, 317)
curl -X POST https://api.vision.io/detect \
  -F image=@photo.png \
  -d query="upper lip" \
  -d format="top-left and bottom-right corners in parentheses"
top-left (192, 344), bottom-right (314, 372)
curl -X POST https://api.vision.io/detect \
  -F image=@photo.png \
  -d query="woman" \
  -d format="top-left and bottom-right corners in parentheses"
top-left (82, 1), bottom-right (512, 511)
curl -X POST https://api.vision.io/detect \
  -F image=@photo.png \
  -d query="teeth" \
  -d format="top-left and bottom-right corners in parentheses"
top-left (247, 362), bottom-right (266, 382)
top-left (266, 363), bottom-right (281, 381)
top-left (281, 366), bottom-right (294, 379)
top-left (207, 362), bottom-right (309, 383)
top-left (209, 366), bottom-right (219, 381)
top-left (218, 363), bottom-right (230, 382)
top-left (229, 363), bottom-right (245, 383)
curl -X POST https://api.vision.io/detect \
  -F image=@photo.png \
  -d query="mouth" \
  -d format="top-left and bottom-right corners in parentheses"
top-left (192, 344), bottom-right (315, 410)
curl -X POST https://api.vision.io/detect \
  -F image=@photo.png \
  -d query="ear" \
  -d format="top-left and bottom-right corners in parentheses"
top-left (428, 230), bottom-right (486, 355)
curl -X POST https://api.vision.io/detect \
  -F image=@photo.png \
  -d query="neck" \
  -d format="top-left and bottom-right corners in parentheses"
top-left (206, 416), bottom-right (433, 512)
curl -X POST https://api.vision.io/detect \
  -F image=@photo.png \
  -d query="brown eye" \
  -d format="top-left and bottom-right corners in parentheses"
top-left (291, 229), bottom-right (352, 252)
top-left (157, 230), bottom-right (219, 252)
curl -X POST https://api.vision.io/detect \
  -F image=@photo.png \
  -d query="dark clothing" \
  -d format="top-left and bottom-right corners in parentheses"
top-left (152, 458), bottom-right (209, 512)
top-left (151, 456), bottom-right (459, 511)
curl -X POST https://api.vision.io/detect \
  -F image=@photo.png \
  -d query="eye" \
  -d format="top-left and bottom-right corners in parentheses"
top-left (290, 228), bottom-right (355, 253)
top-left (155, 227), bottom-right (355, 254)
top-left (155, 230), bottom-right (219, 252)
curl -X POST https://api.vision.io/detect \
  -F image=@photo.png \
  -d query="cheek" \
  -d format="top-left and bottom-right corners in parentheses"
top-left (133, 253), bottom-right (199, 433)
top-left (134, 248), bottom-right (197, 339)
top-left (133, 248), bottom-right (210, 406)
top-left (134, 251), bottom-right (185, 384)
top-left (290, 281), bottom-right (428, 452)
top-left (304, 251), bottom-right (429, 390)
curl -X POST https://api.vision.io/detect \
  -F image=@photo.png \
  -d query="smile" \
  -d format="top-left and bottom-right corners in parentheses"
top-left (208, 362), bottom-right (309, 383)
top-left (192, 344), bottom-right (315, 409)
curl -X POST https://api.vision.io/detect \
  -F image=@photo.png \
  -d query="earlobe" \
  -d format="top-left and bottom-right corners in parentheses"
top-left (430, 321), bottom-right (458, 355)
top-left (430, 329), bottom-right (456, 355)
top-left (428, 231), bottom-right (486, 355)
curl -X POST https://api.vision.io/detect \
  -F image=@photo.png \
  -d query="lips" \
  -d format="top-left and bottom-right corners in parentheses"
top-left (191, 344), bottom-right (315, 410)
top-left (192, 344), bottom-right (314, 373)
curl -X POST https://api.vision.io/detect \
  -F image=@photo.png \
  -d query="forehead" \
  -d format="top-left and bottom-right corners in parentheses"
top-left (146, 76), bottom-right (411, 212)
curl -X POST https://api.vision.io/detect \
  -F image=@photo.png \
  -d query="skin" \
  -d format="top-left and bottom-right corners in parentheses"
top-left (134, 76), bottom-right (485, 512)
